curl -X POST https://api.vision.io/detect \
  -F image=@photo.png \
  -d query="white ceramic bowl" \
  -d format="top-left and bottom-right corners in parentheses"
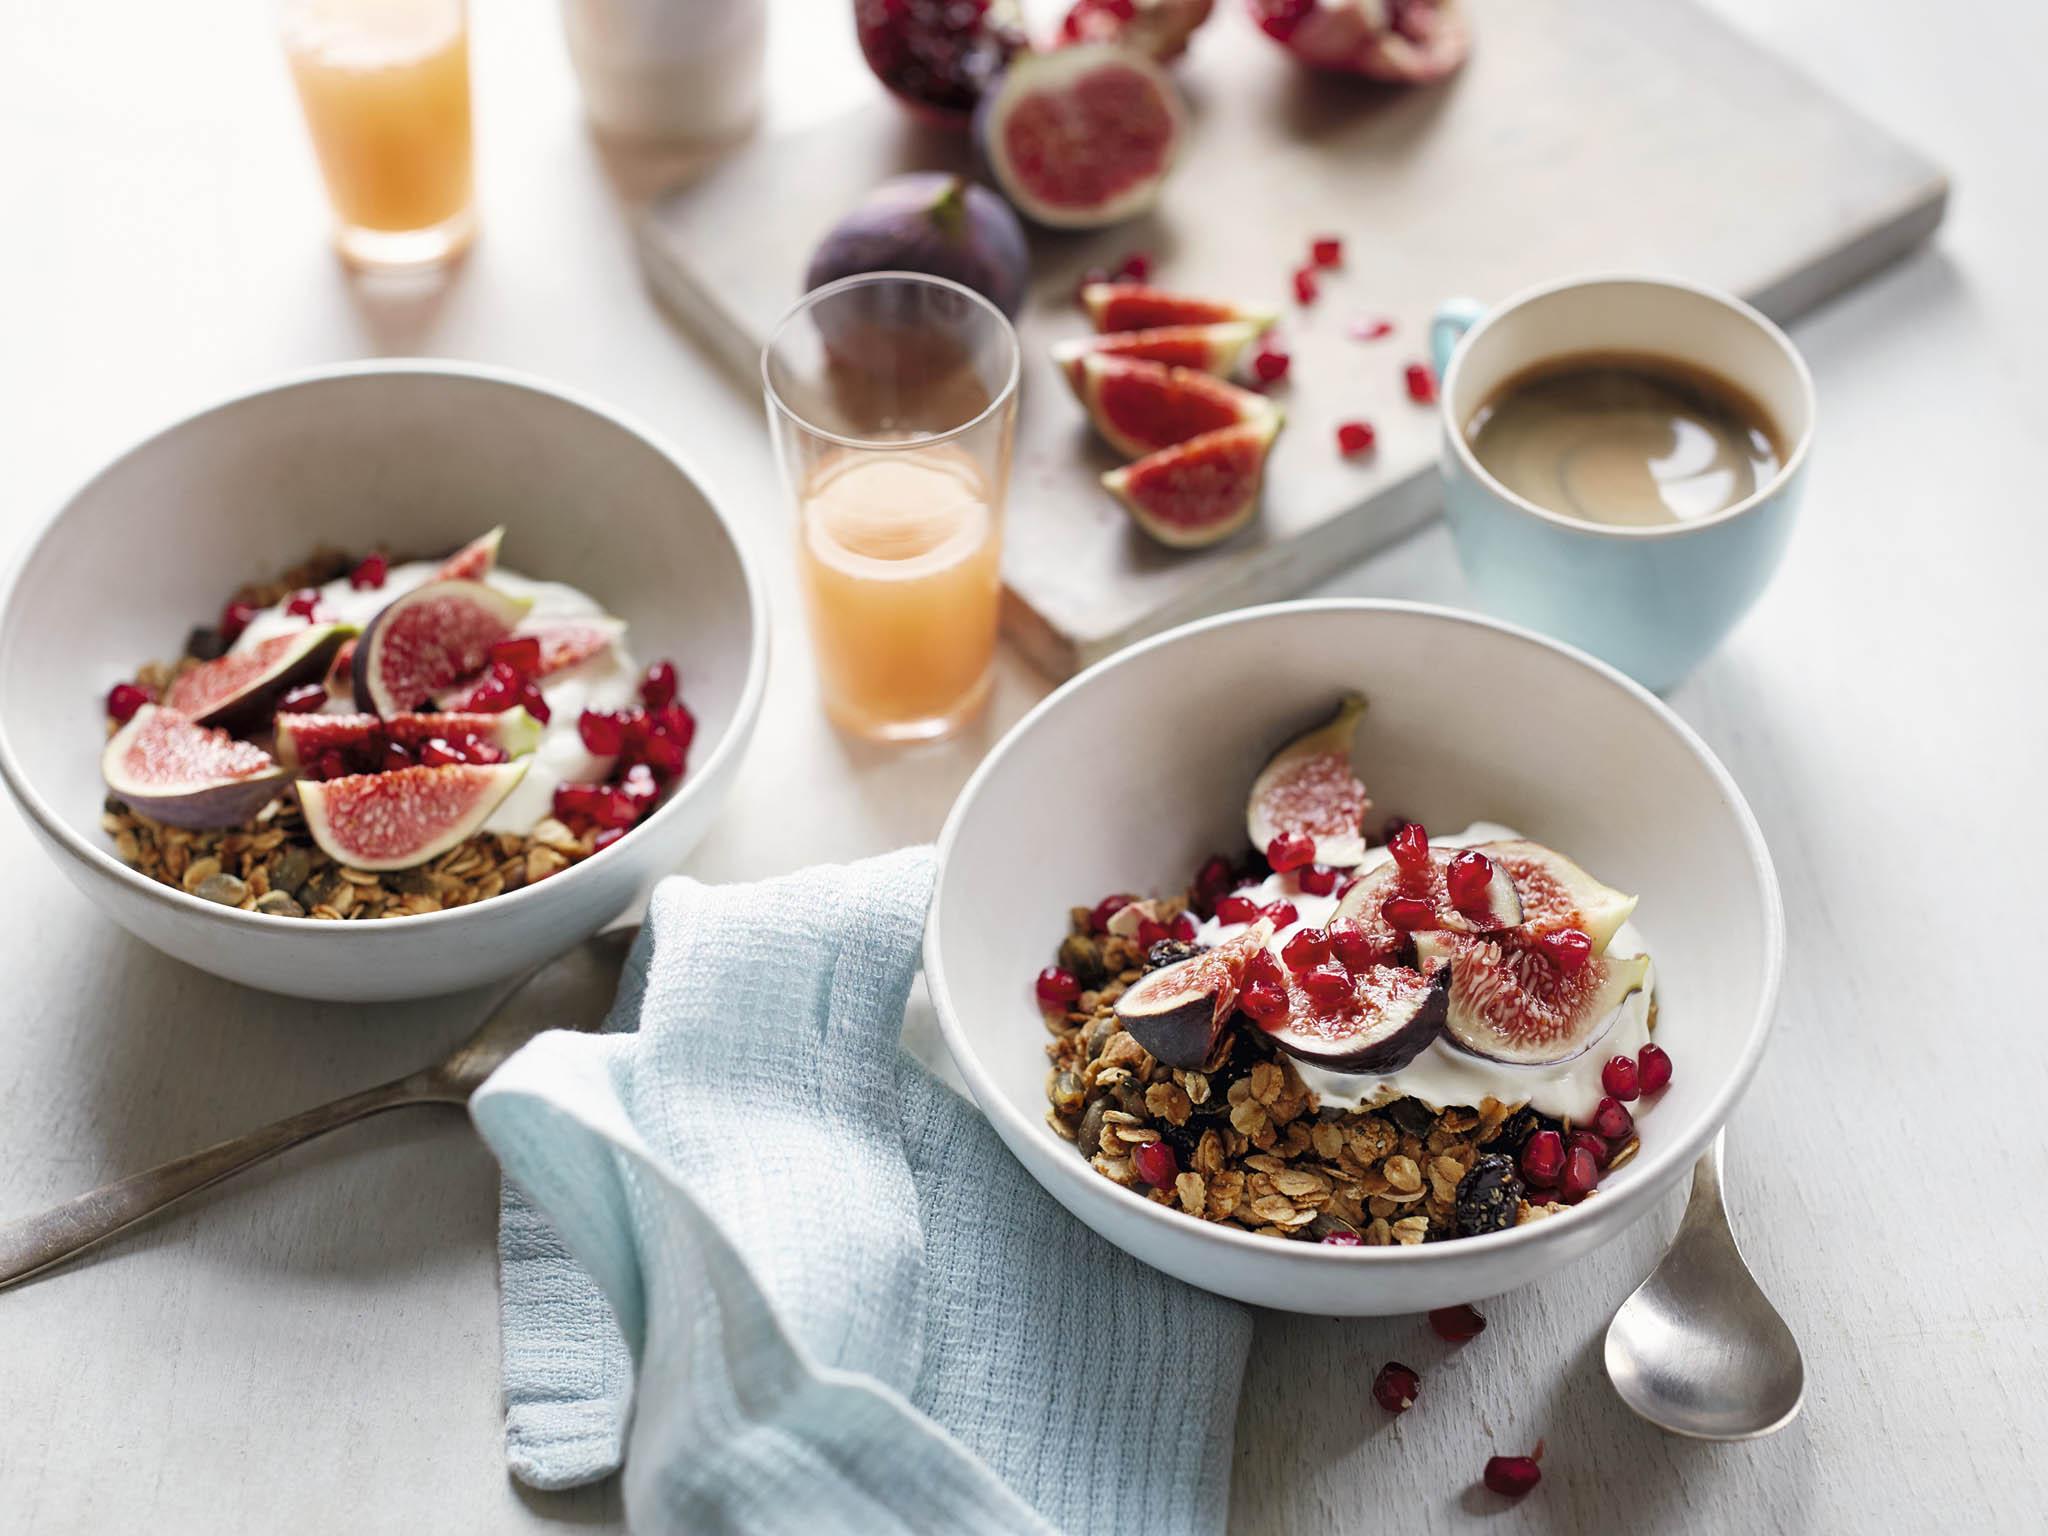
top-left (928, 601), bottom-right (1781, 1314)
top-left (0, 362), bottom-right (768, 1002)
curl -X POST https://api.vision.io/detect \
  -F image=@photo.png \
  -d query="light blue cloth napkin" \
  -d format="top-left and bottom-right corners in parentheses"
top-left (470, 847), bottom-right (1252, 1536)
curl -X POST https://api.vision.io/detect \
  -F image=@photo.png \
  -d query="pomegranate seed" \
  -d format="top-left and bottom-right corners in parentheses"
top-left (579, 709), bottom-right (625, 755)
top-left (640, 659), bottom-right (679, 709)
top-left (1329, 922), bottom-right (1380, 973)
top-left (1240, 978), bottom-right (1289, 1025)
top-left (1380, 894), bottom-right (1433, 932)
top-left (637, 729), bottom-right (685, 776)
top-left (1591, 1095), bottom-right (1634, 1141)
top-left (654, 701), bottom-right (697, 753)
top-left (1074, 265), bottom-right (1112, 306)
top-left (489, 635), bottom-right (543, 677)
top-left (1296, 863), bottom-right (1338, 896)
top-left (1133, 1139), bottom-right (1178, 1188)
top-left (467, 661), bottom-right (524, 713)
top-left (1170, 912), bottom-right (1198, 941)
top-left (381, 739), bottom-right (415, 772)
top-left (417, 738), bottom-right (461, 768)
top-left (457, 732), bottom-right (505, 765)
top-left (105, 682), bottom-right (151, 723)
top-left (1371, 1361), bottom-right (1419, 1414)
top-left (1601, 1054), bottom-right (1640, 1101)
top-left (1116, 251), bottom-right (1152, 283)
top-left (1302, 963), bottom-right (1354, 1009)
top-left (1293, 266), bottom-right (1319, 305)
top-left (1261, 899), bottom-right (1299, 928)
top-left (593, 826), bottom-right (628, 852)
top-left (1252, 346), bottom-right (1291, 385)
top-left (1035, 967), bottom-right (1083, 1007)
top-left (1520, 1128), bottom-right (1564, 1187)
top-left (1638, 1042), bottom-right (1673, 1094)
top-left (1538, 928), bottom-right (1593, 974)
top-left (1090, 893), bottom-right (1136, 933)
top-left (553, 783), bottom-right (603, 823)
top-left (1388, 821), bottom-right (1429, 873)
top-left (1566, 1129), bottom-right (1609, 1167)
top-left (1404, 361), bottom-right (1437, 403)
top-left (619, 763), bottom-right (660, 807)
top-left (1215, 893), bottom-right (1262, 925)
top-left (1266, 831), bottom-right (1315, 872)
top-left (311, 749), bottom-right (349, 780)
top-left (219, 600), bottom-right (258, 644)
top-left (1310, 235), bottom-right (1343, 268)
top-left (349, 551), bottom-right (388, 590)
top-left (1445, 850), bottom-right (1496, 916)
top-left (1136, 917), bottom-right (1172, 949)
top-left (1245, 947), bottom-right (1286, 990)
top-left (1428, 1303), bottom-right (1486, 1343)
top-left (1483, 1455), bottom-right (1541, 1498)
top-left (1336, 419), bottom-right (1376, 456)
top-left (1282, 927), bottom-right (1331, 972)
top-left (1192, 854), bottom-right (1234, 909)
top-left (517, 679), bottom-right (552, 725)
top-left (1560, 1145), bottom-right (1600, 1199)
top-left (1321, 1230), bottom-right (1363, 1247)
top-left (284, 588), bottom-right (321, 619)
top-left (1349, 317), bottom-right (1395, 341)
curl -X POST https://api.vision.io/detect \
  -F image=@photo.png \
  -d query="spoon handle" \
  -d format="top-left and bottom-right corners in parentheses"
top-left (0, 1078), bottom-right (428, 1291)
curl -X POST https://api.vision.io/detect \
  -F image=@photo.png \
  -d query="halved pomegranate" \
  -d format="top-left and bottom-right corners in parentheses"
top-left (1246, 0), bottom-right (1471, 84)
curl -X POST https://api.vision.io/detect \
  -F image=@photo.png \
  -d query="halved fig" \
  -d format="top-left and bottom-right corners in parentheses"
top-left (1246, 693), bottom-right (1371, 868)
top-left (1416, 930), bottom-right (1649, 1066)
top-left (1103, 414), bottom-right (1281, 548)
top-left (1083, 283), bottom-right (1278, 334)
top-left (1262, 957), bottom-right (1448, 1074)
top-left (274, 708), bottom-right (543, 773)
top-left (297, 761), bottom-right (528, 871)
top-left (976, 44), bottom-right (1183, 229)
top-left (1113, 918), bottom-right (1273, 1068)
top-left (1052, 322), bottom-right (1265, 394)
top-left (101, 705), bottom-right (285, 829)
top-left (163, 623), bottom-right (356, 733)
top-left (351, 578), bottom-right (532, 717)
top-left (1078, 354), bottom-right (1276, 459)
top-left (1331, 845), bottom-right (1522, 943)
top-left (434, 526), bottom-right (504, 582)
top-left (1476, 839), bottom-right (1636, 952)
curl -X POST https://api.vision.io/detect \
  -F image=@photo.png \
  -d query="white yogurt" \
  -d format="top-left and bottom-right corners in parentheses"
top-left (1192, 821), bottom-right (1656, 1123)
top-left (232, 558), bottom-right (641, 835)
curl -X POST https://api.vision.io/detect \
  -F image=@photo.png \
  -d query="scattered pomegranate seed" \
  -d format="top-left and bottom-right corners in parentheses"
top-left (619, 763), bottom-right (661, 807)
top-left (1445, 850), bottom-right (1495, 916)
top-left (1520, 1128), bottom-right (1564, 1187)
top-left (488, 635), bottom-right (543, 678)
top-left (1302, 963), bottom-right (1353, 1009)
top-left (1074, 265), bottom-right (1112, 306)
top-left (1428, 1303), bottom-right (1486, 1343)
top-left (1293, 267), bottom-right (1319, 305)
top-left (417, 738), bottom-right (461, 768)
top-left (1090, 893), bottom-right (1136, 933)
top-left (1310, 235), bottom-right (1343, 268)
top-left (1336, 420), bottom-right (1376, 457)
top-left (284, 588), bottom-right (321, 619)
top-left (1403, 361), bottom-right (1437, 403)
top-left (1601, 1054), bottom-right (1640, 1101)
top-left (1387, 821), bottom-right (1429, 873)
top-left (1282, 926), bottom-right (1331, 972)
top-left (1252, 346), bottom-right (1291, 385)
top-left (1566, 1129), bottom-right (1610, 1167)
top-left (1380, 894), bottom-right (1433, 932)
top-left (1329, 923), bottom-right (1380, 973)
top-left (1137, 917), bottom-right (1172, 949)
top-left (1266, 831), bottom-right (1315, 872)
top-left (276, 683), bottom-right (327, 716)
top-left (1296, 863), bottom-right (1338, 896)
top-left (219, 600), bottom-right (258, 644)
top-left (1372, 1361), bottom-right (1419, 1414)
top-left (1321, 1230), bottom-right (1363, 1247)
top-left (382, 740), bottom-right (415, 771)
top-left (1035, 967), bottom-right (1083, 1007)
top-left (1538, 928), bottom-right (1593, 974)
top-left (636, 729), bottom-right (685, 776)
top-left (1246, 947), bottom-right (1285, 990)
top-left (1591, 1095), bottom-right (1634, 1141)
top-left (456, 732), bottom-right (505, 765)
top-left (1170, 912), bottom-right (1198, 941)
top-left (641, 659), bottom-right (679, 709)
top-left (1483, 1455), bottom-right (1541, 1498)
top-left (1116, 251), bottom-right (1152, 283)
top-left (311, 749), bottom-right (349, 780)
top-left (593, 827), bottom-right (628, 852)
top-left (105, 682), bottom-right (151, 723)
top-left (579, 709), bottom-right (625, 755)
top-left (1349, 317), bottom-right (1395, 341)
top-left (517, 679), bottom-right (551, 725)
top-left (1240, 978), bottom-right (1289, 1025)
top-left (1637, 1042), bottom-right (1673, 1094)
top-left (1560, 1145), bottom-right (1601, 1199)
top-left (1215, 893), bottom-right (1262, 926)
top-left (1133, 1139), bottom-right (1178, 1188)
top-left (1193, 854), bottom-right (1234, 909)
top-left (349, 552), bottom-right (389, 590)
top-left (1261, 899), bottom-right (1299, 928)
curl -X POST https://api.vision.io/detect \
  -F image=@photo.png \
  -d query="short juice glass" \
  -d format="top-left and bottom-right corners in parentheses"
top-left (281, 0), bottom-right (476, 270)
top-left (763, 273), bottom-right (1020, 742)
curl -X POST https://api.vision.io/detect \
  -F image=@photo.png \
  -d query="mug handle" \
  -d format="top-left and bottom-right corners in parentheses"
top-left (1429, 296), bottom-right (1487, 383)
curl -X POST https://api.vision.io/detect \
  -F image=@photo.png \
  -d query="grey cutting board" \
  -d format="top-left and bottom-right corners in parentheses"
top-left (639, 0), bottom-right (1945, 678)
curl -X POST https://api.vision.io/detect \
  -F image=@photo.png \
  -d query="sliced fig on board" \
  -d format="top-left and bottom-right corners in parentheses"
top-left (1114, 918), bottom-right (1273, 1068)
top-left (1083, 283), bottom-right (1278, 334)
top-left (1247, 694), bottom-right (1371, 868)
top-left (101, 705), bottom-right (286, 830)
top-left (275, 709), bottom-right (542, 773)
top-left (1331, 844), bottom-right (1522, 942)
top-left (976, 44), bottom-right (1184, 229)
top-left (434, 526), bottom-right (505, 583)
top-left (1416, 930), bottom-right (1649, 1067)
top-left (1247, 0), bottom-right (1471, 84)
top-left (1262, 957), bottom-right (1449, 1074)
top-left (1053, 321), bottom-right (1266, 394)
top-left (1103, 414), bottom-right (1281, 548)
top-left (163, 623), bottom-right (355, 733)
top-left (297, 761), bottom-right (528, 871)
top-left (352, 579), bottom-right (532, 717)
top-left (1476, 839), bottom-right (1636, 952)
top-left (1078, 354), bottom-right (1276, 459)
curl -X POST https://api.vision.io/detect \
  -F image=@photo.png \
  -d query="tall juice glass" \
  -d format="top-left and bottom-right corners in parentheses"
top-left (281, 0), bottom-right (476, 270)
top-left (763, 273), bottom-right (1020, 742)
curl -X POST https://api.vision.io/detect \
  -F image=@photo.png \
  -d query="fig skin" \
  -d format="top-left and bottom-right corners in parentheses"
top-left (806, 174), bottom-right (1029, 319)
top-left (1114, 919), bottom-right (1272, 1069)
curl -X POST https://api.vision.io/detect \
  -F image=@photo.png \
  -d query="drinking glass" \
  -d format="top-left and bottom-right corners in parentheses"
top-left (280, 0), bottom-right (477, 270)
top-left (762, 273), bottom-right (1021, 742)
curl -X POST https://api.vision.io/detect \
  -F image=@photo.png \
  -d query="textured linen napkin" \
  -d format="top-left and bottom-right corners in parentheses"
top-left (470, 847), bottom-right (1252, 1536)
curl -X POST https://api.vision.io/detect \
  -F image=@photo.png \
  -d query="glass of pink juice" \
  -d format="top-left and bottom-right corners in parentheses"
top-left (763, 273), bottom-right (1020, 742)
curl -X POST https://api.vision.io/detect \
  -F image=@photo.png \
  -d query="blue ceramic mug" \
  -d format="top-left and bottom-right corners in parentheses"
top-left (1430, 275), bottom-right (1814, 692)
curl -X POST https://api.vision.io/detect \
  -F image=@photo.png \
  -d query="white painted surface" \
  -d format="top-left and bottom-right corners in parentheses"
top-left (0, 1), bottom-right (2042, 1531)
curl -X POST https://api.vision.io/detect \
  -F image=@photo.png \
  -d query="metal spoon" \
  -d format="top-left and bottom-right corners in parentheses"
top-left (1604, 1131), bottom-right (1805, 1439)
top-left (0, 925), bottom-right (635, 1292)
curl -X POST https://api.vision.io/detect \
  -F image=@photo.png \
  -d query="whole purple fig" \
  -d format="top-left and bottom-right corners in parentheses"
top-left (804, 173), bottom-right (1030, 317)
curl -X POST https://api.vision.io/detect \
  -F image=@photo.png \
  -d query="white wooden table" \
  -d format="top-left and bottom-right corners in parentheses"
top-left (2, 3), bottom-right (2043, 1530)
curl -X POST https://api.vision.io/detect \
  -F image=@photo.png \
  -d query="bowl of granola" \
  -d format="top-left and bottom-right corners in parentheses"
top-left (0, 361), bottom-right (768, 1001)
top-left (926, 601), bottom-right (1781, 1314)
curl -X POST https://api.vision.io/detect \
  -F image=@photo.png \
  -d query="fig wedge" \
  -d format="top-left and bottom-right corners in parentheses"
top-left (162, 623), bottom-right (355, 734)
top-left (298, 761), bottom-right (528, 871)
top-left (1246, 693), bottom-right (1371, 867)
top-left (1331, 845), bottom-right (1522, 943)
top-left (1477, 839), bottom-right (1637, 953)
top-left (1114, 918), bottom-right (1273, 1068)
top-left (1262, 957), bottom-right (1449, 1075)
top-left (101, 705), bottom-right (285, 829)
top-left (352, 579), bottom-right (531, 717)
top-left (1416, 930), bottom-right (1650, 1067)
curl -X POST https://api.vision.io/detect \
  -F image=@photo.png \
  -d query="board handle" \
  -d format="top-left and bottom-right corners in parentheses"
top-left (1430, 297), bottom-right (1488, 384)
